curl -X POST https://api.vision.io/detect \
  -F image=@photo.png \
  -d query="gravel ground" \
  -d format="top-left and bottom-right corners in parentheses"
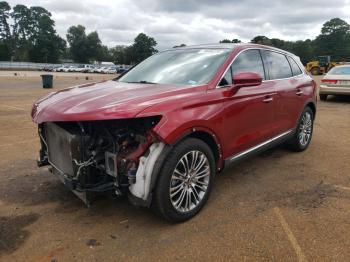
top-left (0, 73), bottom-right (350, 261)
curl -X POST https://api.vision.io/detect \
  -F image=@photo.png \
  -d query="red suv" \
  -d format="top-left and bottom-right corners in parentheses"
top-left (32, 44), bottom-right (317, 222)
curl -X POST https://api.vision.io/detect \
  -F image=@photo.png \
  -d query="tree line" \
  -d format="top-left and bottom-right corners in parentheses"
top-left (1, 1), bottom-right (350, 65)
top-left (0, 1), bottom-right (158, 64)
top-left (220, 18), bottom-right (350, 64)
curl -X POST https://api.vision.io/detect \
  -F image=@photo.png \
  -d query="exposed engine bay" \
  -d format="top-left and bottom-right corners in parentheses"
top-left (37, 116), bottom-right (164, 206)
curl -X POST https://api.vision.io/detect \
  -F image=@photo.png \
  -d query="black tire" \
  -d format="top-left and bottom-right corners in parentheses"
top-left (152, 138), bottom-right (216, 222)
top-left (319, 94), bottom-right (328, 101)
top-left (287, 107), bottom-right (314, 152)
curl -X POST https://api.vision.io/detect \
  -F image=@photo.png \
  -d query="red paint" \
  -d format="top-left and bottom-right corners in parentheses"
top-left (233, 72), bottom-right (263, 88)
top-left (32, 44), bottom-right (316, 164)
top-left (321, 79), bottom-right (337, 84)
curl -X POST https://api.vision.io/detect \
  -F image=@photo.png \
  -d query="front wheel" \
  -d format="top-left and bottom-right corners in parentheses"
top-left (152, 138), bottom-right (216, 222)
top-left (287, 107), bottom-right (314, 152)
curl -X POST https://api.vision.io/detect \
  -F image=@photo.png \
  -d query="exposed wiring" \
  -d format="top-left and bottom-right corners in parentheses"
top-left (73, 156), bottom-right (94, 178)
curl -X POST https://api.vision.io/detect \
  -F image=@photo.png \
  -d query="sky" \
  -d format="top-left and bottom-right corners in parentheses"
top-left (5, 0), bottom-right (350, 51)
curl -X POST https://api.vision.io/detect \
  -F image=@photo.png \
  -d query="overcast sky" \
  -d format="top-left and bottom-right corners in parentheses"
top-left (6, 0), bottom-right (350, 50)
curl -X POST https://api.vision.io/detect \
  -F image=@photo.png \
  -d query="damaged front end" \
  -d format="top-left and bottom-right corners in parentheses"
top-left (37, 116), bottom-right (165, 206)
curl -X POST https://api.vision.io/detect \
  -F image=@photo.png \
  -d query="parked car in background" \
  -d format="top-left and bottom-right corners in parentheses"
top-left (117, 66), bottom-right (130, 74)
top-left (32, 44), bottom-right (317, 222)
top-left (319, 65), bottom-right (350, 100)
top-left (92, 66), bottom-right (102, 73)
top-left (97, 67), bottom-right (108, 73)
top-left (55, 65), bottom-right (69, 72)
top-left (63, 66), bottom-right (77, 72)
top-left (88, 66), bottom-right (97, 73)
top-left (103, 67), bottom-right (117, 74)
top-left (83, 65), bottom-right (94, 73)
top-left (73, 65), bottom-right (85, 73)
top-left (42, 65), bottom-right (57, 72)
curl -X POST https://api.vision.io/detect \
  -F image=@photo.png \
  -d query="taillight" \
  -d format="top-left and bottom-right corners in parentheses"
top-left (321, 79), bottom-right (338, 84)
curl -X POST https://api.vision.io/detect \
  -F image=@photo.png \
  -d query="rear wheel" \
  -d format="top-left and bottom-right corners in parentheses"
top-left (319, 94), bottom-right (328, 101)
top-left (152, 138), bottom-right (215, 222)
top-left (287, 107), bottom-right (314, 152)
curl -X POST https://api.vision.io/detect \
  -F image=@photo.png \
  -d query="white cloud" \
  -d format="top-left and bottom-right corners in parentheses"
top-left (5, 0), bottom-right (350, 50)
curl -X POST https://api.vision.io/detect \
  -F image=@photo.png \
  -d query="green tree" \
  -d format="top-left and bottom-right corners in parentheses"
top-left (28, 6), bottom-right (66, 62)
top-left (314, 18), bottom-right (350, 61)
top-left (290, 40), bottom-right (315, 65)
top-left (67, 25), bottom-right (105, 63)
top-left (0, 1), bottom-right (10, 39)
top-left (111, 45), bottom-right (128, 64)
top-left (0, 1), bottom-right (11, 60)
top-left (251, 35), bottom-right (271, 45)
top-left (321, 18), bottom-right (350, 35)
top-left (86, 31), bottom-right (102, 60)
top-left (10, 4), bottom-right (65, 62)
top-left (219, 38), bottom-right (241, 43)
top-left (67, 25), bottom-right (89, 63)
top-left (97, 45), bottom-right (113, 62)
top-left (130, 33), bottom-right (157, 63)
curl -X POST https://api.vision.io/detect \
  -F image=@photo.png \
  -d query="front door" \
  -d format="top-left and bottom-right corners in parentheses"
top-left (217, 49), bottom-right (277, 157)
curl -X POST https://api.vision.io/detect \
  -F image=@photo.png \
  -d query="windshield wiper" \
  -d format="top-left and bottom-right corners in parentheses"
top-left (126, 80), bottom-right (156, 84)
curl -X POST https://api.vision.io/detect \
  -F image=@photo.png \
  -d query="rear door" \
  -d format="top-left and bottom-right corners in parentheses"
top-left (261, 50), bottom-right (305, 134)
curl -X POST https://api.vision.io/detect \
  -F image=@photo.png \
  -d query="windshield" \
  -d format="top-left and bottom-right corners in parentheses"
top-left (328, 66), bottom-right (350, 75)
top-left (118, 48), bottom-right (231, 86)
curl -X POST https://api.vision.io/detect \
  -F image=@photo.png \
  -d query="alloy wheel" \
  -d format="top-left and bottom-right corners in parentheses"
top-left (298, 111), bottom-right (312, 146)
top-left (169, 150), bottom-right (210, 213)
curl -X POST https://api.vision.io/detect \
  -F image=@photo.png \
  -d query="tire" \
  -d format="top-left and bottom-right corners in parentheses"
top-left (152, 138), bottom-right (216, 222)
top-left (287, 107), bottom-right (314, 152)
top-left (319, 94), bottom-right (328, 101)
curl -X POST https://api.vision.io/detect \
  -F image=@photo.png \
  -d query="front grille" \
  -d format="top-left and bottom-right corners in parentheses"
top-left (45, 122), bottom-right (82, 177)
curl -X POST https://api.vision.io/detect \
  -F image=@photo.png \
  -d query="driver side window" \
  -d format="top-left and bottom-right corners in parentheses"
top-left (231, 49), bottom-right (266, 80)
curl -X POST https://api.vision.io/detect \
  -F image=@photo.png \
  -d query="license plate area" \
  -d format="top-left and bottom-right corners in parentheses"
top-left (338, 80), bottom-right (350, 86)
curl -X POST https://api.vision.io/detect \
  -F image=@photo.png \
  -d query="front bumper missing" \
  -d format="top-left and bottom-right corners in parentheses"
top-left (50, 166), bottom-right (115, 206)
top-left (37, 122), bottom-right (166, 207)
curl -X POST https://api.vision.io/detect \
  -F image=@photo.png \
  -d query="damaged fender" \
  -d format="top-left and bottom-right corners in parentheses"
top-left (129, 142), bottom-right (165, 201)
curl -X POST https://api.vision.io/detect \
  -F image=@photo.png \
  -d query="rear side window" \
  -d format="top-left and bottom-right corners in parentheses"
top-left (263, 51), bottom-right (292, 79)
top-left (231, 50), bottom-right (266, 80)
top-left (287, 56), bottom-right (303, 76)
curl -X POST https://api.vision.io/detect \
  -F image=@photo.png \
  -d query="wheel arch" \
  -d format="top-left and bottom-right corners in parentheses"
top-left (146, 128), bottom-right (223, 206)
top-left (305, 101), bottom-right (316, 119)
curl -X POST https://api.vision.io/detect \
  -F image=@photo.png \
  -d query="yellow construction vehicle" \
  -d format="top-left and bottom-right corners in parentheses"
top-left (306, 56), bottom-right (343, 75)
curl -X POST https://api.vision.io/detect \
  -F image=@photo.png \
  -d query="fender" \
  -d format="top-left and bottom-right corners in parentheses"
top-left (128, 126), bottom-right (224, 207)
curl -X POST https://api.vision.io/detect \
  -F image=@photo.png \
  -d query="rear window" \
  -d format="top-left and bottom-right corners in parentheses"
top-left (328, 67), bottom-right (350, 75)
top-left (287, 56), bottom-right (303, 76)
top-left (263, 51), bottom-right (292, 79)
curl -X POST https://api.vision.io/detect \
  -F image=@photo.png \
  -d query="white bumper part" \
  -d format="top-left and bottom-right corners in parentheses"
top-left (129, 142), bottom-right (165, 200)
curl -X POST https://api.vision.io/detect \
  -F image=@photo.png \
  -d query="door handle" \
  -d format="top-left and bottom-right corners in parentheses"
top-left (296, 90), bottom-right (303, 96)
top-left (262, 96), bottom-right (273, 103)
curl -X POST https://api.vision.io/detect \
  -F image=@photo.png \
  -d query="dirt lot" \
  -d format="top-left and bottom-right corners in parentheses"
top-left (0, 71), bottom-right (350, 261)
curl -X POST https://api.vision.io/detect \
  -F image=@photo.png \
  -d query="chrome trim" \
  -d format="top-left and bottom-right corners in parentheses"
top-left (228, 129), bottom-right (293, 162)
top-left (216, 47), bottom-right (306, 89)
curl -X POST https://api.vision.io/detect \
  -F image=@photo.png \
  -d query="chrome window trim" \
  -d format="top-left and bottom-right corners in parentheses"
top-left (216, 47), bottom-right (306, 88)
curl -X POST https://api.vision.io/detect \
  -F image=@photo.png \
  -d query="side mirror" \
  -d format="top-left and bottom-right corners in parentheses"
top-left (232, 72), bottom-right (263, 88)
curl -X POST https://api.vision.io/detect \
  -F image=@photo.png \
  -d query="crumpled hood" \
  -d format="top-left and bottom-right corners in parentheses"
top-left (32, 80), bottom-right (202, 123)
